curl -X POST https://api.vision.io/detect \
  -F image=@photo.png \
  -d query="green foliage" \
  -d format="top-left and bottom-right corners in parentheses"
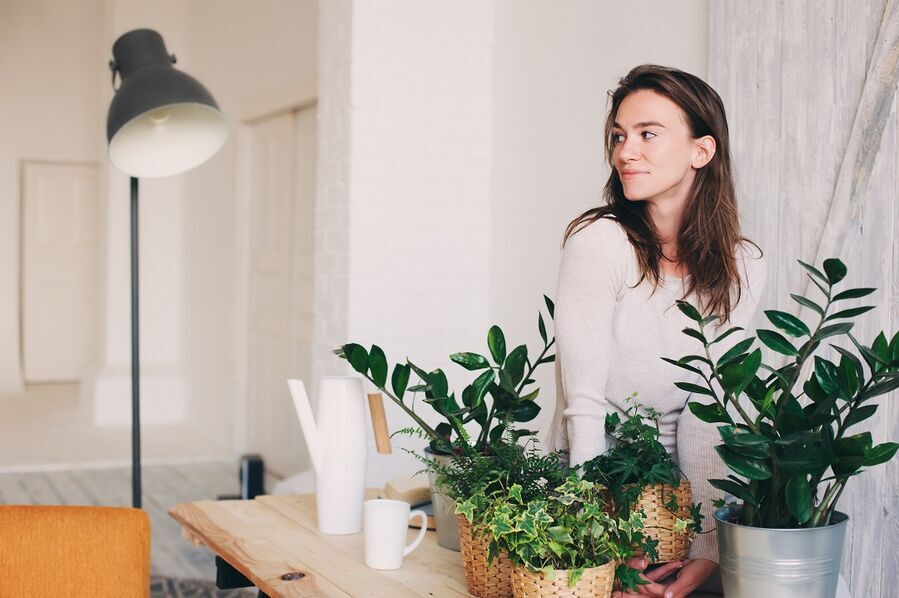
top-left (333, 296), bottom-right (556, 454)
top-left (481, 473), bottom-right (653, 591)
top-left (671, 258), bottom-right (899, 529)
top-left (580, 394), bottom-right (703, 543)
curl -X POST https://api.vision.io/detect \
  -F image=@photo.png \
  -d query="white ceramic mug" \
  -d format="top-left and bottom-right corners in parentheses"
top-left (363, 499), bottom-right (428, 570)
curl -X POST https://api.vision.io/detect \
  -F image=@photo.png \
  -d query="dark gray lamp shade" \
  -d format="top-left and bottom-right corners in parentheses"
top-left (107, 29), bottom-right (227, 177)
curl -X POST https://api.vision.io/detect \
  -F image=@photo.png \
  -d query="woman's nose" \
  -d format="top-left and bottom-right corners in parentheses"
top-left (618, 137), bottom-right (641, 161)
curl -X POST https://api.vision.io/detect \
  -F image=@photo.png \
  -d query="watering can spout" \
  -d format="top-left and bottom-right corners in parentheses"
top-left (287, 379), bottom-right (324, 474)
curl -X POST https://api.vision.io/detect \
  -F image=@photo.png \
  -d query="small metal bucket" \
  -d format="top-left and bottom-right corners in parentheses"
top-left (714, 505), bottom-right (848, 598)
top-left (425, 449), bottom-right (461, 551)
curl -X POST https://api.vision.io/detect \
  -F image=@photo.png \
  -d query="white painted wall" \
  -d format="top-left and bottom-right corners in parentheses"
top-left (0, 0), bottom-right (317, 468)
top-left (489, 0), bottom-right (710, 437)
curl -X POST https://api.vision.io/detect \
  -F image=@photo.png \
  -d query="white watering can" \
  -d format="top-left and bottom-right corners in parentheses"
top-left (287, 377), bottom-right (368, 535)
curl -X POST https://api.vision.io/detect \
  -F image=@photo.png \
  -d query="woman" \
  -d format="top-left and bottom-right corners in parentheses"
top-left (548, 65), bottom-right (767, 597)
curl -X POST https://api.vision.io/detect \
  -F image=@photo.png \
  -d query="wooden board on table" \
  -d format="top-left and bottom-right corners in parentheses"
top-left (170, 490), bottom-right (469, 598)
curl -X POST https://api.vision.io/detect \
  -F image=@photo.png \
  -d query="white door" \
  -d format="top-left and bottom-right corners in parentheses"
top-left (21, 161), bottom-right (100, 383)
top-left (243, 107), bottom-right (316, 478)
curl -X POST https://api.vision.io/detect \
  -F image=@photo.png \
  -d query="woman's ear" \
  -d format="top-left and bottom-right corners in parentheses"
top-left (692, 135), bottom-right (717, 169)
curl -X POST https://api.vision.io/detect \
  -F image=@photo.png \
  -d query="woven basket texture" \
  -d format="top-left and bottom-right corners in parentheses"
top-left (510, 561), bottom-right (615, 598)
top-left (458, 515), bottom-right (513, 598)
top-left (629, 481), bottom-right (693, 562)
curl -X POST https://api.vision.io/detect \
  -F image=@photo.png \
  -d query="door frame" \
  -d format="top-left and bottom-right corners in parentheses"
top-left (233, 85), bottom-right (317, 456)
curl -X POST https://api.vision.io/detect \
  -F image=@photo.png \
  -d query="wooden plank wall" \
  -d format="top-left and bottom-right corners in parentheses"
top-left (709, 2), bottom-right (897, 597)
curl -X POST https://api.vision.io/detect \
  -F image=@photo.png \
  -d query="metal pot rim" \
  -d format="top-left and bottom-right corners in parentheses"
top-left (713, 504), bottom-right (849, 531)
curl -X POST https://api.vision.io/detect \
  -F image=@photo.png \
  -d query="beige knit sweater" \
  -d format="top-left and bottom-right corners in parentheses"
top-left (548, 216), bottom-right (767, 563)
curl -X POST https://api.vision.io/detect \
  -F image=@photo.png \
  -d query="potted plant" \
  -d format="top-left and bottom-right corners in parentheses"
top-left (334, 296), bottom-right (556, 549)
top-left (580, 393), bottom-right (703, 563)
top-left (439, 440), bottom-right (568, 598)
top-left (479, 473), bottom-right (653, 598)
top-left (670, 258), bottom-right (899, 598)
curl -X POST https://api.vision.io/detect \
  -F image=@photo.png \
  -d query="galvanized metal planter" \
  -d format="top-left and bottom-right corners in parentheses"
top-left (425, 449), bottom-right (461, 551)
top-left (714, 505), bottom-right (848, 598)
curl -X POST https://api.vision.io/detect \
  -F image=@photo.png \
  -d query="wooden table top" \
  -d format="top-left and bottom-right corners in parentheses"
top-left (169, 490), bottom-right (471, 597)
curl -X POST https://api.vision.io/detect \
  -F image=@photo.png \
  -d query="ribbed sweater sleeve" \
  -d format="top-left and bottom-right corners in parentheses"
top-left (555, 218), bottom-right (630, 467)
top-left (677, 247), bottom-right (768, 563)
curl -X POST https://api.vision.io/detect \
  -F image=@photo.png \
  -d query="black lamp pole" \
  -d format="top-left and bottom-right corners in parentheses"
top-left (130, 176), bottom-right (141, 508)
top-left (107, 29), bottom-right (226, 509)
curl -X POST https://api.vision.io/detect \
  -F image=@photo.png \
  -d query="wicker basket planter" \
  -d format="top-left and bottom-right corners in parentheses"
top-left (629, 480), bottom-right (693, 562)
top-left (458, 515), bottom-right (512, 598)
top-left (509, 560), bottom-right (615, 598)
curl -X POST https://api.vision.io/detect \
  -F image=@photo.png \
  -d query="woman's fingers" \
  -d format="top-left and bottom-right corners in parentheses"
top-left (625, 556), bottom-right (649, 570)
top-left (644, 560), bottom-right (686, 582)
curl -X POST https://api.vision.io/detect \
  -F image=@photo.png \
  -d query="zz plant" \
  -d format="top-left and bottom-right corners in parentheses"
top-left (334, 296), bottom-right (556, 454)
top-left (670, 258), bottom-right (899, 528)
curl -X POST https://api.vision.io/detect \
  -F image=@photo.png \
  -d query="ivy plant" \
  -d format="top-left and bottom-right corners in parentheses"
top-left (580, 393), bottom-right (703, 546)
top-left (669, 258), bottom-right (899, 528)
top-left (334, 296), bottom-right (556, 454)
top-left (480, 474), bottom-right (652, 591)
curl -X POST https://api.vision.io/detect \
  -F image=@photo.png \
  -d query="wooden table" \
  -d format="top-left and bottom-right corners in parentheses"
top-left (169, 491), bottom-right (471, 597)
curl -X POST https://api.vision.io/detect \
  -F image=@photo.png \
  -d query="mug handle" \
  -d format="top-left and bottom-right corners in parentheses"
top-left (404, 510), bottom-right (428, 556)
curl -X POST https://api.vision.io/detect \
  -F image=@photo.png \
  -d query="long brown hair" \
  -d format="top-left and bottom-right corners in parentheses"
top-left (564, 64), bottom-right (760, 323)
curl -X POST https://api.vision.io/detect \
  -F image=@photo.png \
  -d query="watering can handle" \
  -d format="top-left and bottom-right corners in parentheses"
top-left (367, 393), bottom-right (392, 454)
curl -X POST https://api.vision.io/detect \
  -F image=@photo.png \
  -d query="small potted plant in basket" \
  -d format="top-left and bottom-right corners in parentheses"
top-left (670, 258), bottom-right (899, 598)
top-left (479, 473), bottom-right (654, 598)
top-left (580, 393), bottom-right (703, 564)
top-left (437, 440), bottom-right (568, 598)
top-left (334, 296), bottom-right (557, 550)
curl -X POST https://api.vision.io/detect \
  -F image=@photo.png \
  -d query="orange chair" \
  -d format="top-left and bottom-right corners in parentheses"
top-left (0, 505), bottom-right (150, 598)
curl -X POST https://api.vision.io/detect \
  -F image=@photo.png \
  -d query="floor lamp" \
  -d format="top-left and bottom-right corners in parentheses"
top-left (106, 29), bottom-right (227, 508)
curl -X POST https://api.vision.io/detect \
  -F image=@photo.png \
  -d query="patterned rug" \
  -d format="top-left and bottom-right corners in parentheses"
top-left (150, 576), bottom-right (258, 598)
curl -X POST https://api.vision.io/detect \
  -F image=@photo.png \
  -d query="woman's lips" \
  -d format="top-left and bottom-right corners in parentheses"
top-left (621, 171), bottom-right (647, 179)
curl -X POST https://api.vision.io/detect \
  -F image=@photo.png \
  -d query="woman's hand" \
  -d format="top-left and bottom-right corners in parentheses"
top-left (611, 556), bottom-right (718, 598)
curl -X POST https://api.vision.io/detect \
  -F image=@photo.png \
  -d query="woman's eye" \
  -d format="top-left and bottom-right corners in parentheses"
top-left (642, 131), bottom-right (657, 140)
top-left (612, 133), bottom-right (624, 144)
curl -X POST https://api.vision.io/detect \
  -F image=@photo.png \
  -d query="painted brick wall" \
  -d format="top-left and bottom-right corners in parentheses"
top-left (315, 0), bottom-right (495, 455)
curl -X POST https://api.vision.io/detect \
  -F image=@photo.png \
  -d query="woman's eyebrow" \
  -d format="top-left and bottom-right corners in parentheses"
top-left (612, 120), bottom-right (666, 129)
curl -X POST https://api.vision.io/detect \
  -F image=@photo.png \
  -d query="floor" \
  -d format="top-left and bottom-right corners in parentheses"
top-left (0, 460), bottom-right (272, 596)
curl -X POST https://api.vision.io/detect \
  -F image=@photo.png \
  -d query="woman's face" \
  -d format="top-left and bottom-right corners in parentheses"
top-left (610, 89), bottom-right (711, 204)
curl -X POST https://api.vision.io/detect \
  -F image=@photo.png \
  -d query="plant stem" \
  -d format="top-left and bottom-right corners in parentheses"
top-left (809, 479), bottom-right (844, 527)
top-left (698, 322), bottom-right (758, 433)
top-left (363, 375), bottom-right (446, 449)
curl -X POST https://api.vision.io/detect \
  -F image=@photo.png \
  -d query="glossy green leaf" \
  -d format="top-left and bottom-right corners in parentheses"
top-left (858, 375), bottom-right (899, 401)
top-left (837, 354), bottom-right (860, 397)
top-left (676, 300), bottom-right (703, 322)
top-left (758, 329), bottom-right (799, 356)
top-left (717, 337), bottom-right (755, 369)
top-left (831, 345), bottom-right (864, 385)
top-left (864, 442), bottom-right (899, 467)
top-left (785, 476), bottom-right (812, 524)
top-left (833, 287), bottom-right (876, 301)
top-left (709, 478), bottom-right (758, 506)
top-left (504, 345), bottom-right (528, 387)
top-left (715, 446), bottom-right (772, 480)
top-left (798, 259), bottom-right (828, 284)
top-left (513, 400), bottom-right (541, 422)
top-left (660, 357), bottom-right (703, 376)
top-left (449, 352), bottom-right (490, 371)
top-left (544, 295), bottom-right (555, 319)
top-left (833, 432), bottom-right (873, 458)
top-left (487, 325), bottom-right (506, 364)
top-left (391, 363), bottom-right (410, 400)
top-left (844, 405), bottom-right (877, 429)
top-left (817, 322), bottom-right (853, 340)
top-left (777, 447), bottom-right (834, 474)
top-left (719, 426), bottom-right (771, 458)
top-left (428, 369), bottom-right (449, 399)
top-left (368, 345), bottom-right (388, 388)
top-left (790, 293), bottom-right (824, 316)
top-left (765, 310), bottom-right (810, 337)
top-left (720, 349), bottom-right (762, 394)
top-left (682, 328), bottom-right (708, 344)
top-left (774, 431), bottom-right (822, 447)
top-left (825, 306), bottom-right (875, 321)
top-left (814, 357), bottom-right (840, 395)
top-left (710, 326), bottom-right (745, 345)
top-left (822, 258), bottom-right (847, 284)
top-left (538, 313), bottom-right (547, 343)
top-left (674, 381), bottom-right (715, 397)
top-left (343, 343), bottom-right (369, 374)
top-left (406, 360), bottom-right (431, 383)
top-left (688, 401), bottom-right (732, 424)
